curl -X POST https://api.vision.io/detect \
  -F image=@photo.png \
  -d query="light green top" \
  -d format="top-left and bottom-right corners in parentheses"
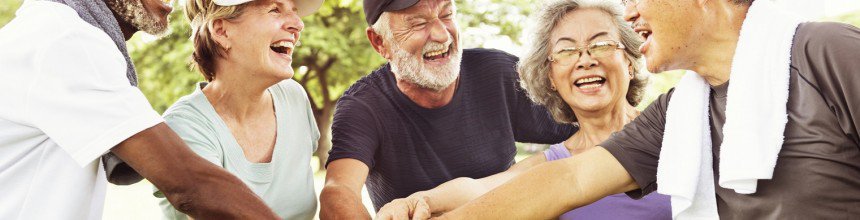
top-left (155, 80), bottom-right (319, 220)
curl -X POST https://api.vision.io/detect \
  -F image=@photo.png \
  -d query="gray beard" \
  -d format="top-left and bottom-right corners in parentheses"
top-left (389, 42), bottom-right (463, 91)
top-left (104, 0), bottom-right (169, 36)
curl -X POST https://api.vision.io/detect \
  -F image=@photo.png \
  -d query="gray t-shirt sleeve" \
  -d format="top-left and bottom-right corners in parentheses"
top-left (794, 22), bottom-right (860, 146)
top-left (600, 90), bottom-right (673, 199)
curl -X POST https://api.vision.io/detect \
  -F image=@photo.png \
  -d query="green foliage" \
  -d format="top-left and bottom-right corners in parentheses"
top-left (0, 0), bottom-right (23, 28)
top-left (130, 11), bottom-right (201, 113)
top-left (827, 10), bottom-right (860, 28)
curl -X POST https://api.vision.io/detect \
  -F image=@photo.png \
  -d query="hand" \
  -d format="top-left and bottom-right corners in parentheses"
top-left (375, 196), bottom-right (431, 220)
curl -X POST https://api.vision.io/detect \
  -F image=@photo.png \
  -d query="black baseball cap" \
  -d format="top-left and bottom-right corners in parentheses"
top-left (364, 0), bottom-right (421, 25)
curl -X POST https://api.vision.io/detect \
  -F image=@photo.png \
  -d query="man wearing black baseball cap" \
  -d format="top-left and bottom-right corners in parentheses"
top-left (320, 0), bottom-right (577, 219)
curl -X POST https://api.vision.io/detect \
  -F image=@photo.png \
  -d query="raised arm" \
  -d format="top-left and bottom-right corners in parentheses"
top-left (375, 152), bottom-right (548, 219)
top-left (111, 123), bottom-right (278, 219)
top-left (438, 147), bottom-right (639, 219)
top-left (320, 159), bottom-right (372, 220)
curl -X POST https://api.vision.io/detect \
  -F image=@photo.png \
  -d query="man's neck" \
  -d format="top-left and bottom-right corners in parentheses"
top-left (396, 78), bottom-right (459, 109)
top-left (689, 4), bottom-right (749, 86)
top-left (108, 8), bottom-right (137, 40)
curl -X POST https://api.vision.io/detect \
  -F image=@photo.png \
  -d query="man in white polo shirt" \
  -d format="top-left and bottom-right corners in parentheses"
top-left (0, 0), bottom-right (278, 219)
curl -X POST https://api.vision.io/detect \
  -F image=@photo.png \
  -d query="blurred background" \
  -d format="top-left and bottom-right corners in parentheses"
top-left (1, 0), bottom-right (859, 219)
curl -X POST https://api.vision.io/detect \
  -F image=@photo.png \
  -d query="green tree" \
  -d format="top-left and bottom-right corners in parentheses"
top-left (131, 0), bottom-right (535, 169)
top-left (0, 0), bottom-right (23, 28)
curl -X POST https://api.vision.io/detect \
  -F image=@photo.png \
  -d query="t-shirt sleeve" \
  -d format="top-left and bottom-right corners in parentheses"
top-left (326, 95), bottom-right (381, 169)
top-left (162, 113), bottom-right (222, 166)
top-left (600, 90), bottom-right (672, 199)
top-left (800, 22), bottom-right (860, 146)
top-left (26, 29), bottom-right (162, 167)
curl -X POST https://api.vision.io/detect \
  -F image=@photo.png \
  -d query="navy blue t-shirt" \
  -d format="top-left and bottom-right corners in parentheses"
top-left (327, 48), bottom-right (576, 210)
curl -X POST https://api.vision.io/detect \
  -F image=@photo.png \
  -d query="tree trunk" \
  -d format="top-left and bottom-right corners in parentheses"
top-left (313, 102), bottom-right (334, 171)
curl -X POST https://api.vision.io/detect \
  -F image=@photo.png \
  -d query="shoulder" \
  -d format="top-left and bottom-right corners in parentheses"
top-left (461, 48), bottom-right (519, 72)
top-left (274, 79), bottom-right (310, 101)
top-left (1, 2), bottom-right (121, 66)
top-left (342, 64), bottom-right (391, 99)
top-left (162, 91), bottom-right (210, 127)
top-left (792, 22), bottom-right (860, 62)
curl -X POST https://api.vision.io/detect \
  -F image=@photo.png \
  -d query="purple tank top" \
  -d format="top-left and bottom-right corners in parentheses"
top-left (544, 143), bottom-right (671, 220)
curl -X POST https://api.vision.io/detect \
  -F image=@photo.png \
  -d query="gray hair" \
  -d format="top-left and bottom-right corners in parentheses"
top-left (518, 0), bottom-right (648, 124)
top-left (371, 12), bottom-right (393, 40)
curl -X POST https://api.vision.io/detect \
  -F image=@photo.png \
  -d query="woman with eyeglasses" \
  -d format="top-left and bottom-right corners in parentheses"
top-left (374, 0), bottom-right (670, 219)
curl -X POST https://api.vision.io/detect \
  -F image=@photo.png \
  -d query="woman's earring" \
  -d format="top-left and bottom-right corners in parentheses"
top-left (550, 85), bottom-right (557, 91)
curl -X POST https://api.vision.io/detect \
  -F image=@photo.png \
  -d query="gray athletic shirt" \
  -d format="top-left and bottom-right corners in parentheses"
top-left (601, 22), bottom-right (860, 219)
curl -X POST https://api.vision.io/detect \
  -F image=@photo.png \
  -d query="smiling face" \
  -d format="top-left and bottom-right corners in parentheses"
top-left (549, 9), bottom-right (633, 114)
top-left (105, 0), bottom-right (173, 36)
top-left (624, 0), bottom-right (705, 73)
top-left (218, 0), bottom-right (303, 81)
top-left (378, 0), bottom-right (462, 91)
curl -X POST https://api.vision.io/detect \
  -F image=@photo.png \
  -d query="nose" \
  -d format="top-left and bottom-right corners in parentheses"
top-left (428, 19), bottom-right (450, 44)
top-left (283, 12), bottom-right (304, 38)
top-left (623, 2), bottom-right (640, 24)
top-left (575, 52), bottom-right (598, 70)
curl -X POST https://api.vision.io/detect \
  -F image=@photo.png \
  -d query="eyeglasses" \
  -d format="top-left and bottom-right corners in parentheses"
top-left (548, 40), bottom-right (625, 66)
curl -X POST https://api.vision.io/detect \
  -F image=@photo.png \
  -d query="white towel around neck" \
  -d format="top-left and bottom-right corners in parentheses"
top-left (656, 1), bottom-right (805, 219)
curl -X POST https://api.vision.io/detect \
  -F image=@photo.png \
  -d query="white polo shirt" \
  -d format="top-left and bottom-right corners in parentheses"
top-left (0, 1), bottom-right (162, 219)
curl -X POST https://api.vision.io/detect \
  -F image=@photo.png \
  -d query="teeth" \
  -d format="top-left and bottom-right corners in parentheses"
top-left (424, 49), bottom-right (448, 57)
top-left (270, 41), bottom-right (295, 49)
top-left (575, 77), bottom-right (604, 84)
top-left (580, 84), bottom-right (601, 89)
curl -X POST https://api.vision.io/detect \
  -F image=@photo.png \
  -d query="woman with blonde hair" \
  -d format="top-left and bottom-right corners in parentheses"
top-left (375, 0), bottom-right (669, 219)
top-left (154, 0), bottom-right (323, 219)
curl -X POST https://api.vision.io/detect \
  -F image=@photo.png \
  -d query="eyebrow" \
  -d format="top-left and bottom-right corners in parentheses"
top-left (555, 32), bottom-right (610, 46)
top-left (272, 1), bottom-right (298, 12)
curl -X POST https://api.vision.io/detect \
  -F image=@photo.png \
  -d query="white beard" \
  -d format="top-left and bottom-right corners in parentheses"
top-left (389, 37), bottom-right (463, 91)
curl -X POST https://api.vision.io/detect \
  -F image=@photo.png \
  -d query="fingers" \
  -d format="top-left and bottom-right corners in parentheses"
top-left (411, 197), bottom-right (431, 220)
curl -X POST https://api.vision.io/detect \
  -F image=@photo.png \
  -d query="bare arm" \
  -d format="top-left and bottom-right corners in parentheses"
top-left (437, 147), bottom-right (639, 219)
top-left (111, 123), bottom-right (278, 219)
top-left (320, 159), bottom-right (372, 220)
top-left (411, 154), bottom-right (548, 214)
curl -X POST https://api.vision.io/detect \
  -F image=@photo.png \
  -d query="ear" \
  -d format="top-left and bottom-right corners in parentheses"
top-left (628, 60), bottom-right (635, 79)
top-left (367, 27), bottom-right (391, 59)
top-left (211, 19), bottom-right (232, 51)
top-left (548, 76), bottom-right (558, 91)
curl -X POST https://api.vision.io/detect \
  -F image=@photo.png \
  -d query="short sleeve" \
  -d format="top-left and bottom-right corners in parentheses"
top-left (797, 22), bottom-right (860, 146)
top-left (162, 113), bottom-right (222, 166)
top-left (326, 95), bottom-right (381, 169)
top-left (600, 90), bottom-right (673, 199)
top-left (26, 29), bottom-right (162, 167)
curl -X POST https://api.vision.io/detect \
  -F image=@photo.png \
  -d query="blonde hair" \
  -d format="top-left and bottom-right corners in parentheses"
top-left (518, 0), bottom-right (647, 124)
top-left (184, 0), bottom-right (251, 81)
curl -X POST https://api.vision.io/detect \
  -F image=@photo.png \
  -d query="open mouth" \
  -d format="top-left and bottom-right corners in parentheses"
top-left (270, 40), bottom-right (295, 57)
top-left (637, 29), bottom-right (652, 40)
top-left (574, 76), bottom-right (606, 89)
top-left (422, 44), bottom-right (452, 61)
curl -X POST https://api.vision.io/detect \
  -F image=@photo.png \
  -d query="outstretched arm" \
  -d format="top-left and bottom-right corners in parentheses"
top-left (111, 123), bottom-right (279, 219)
top-left (437, 147), bottom-right (638, 219)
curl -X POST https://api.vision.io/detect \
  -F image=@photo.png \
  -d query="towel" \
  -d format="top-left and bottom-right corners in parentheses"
top-left (656, 0), bottom-right (803, 219)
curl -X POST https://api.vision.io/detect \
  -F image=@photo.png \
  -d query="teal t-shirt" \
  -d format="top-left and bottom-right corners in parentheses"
top-left (155, 80), bottom-right (319, 220)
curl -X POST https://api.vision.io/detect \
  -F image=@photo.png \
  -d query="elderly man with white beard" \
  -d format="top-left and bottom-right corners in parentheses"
top-left (318, 0), bottom-right (578, 219)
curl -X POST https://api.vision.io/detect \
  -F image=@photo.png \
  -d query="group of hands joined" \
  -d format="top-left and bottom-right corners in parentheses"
top-left (374, 195), bottom-right (442, 220)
